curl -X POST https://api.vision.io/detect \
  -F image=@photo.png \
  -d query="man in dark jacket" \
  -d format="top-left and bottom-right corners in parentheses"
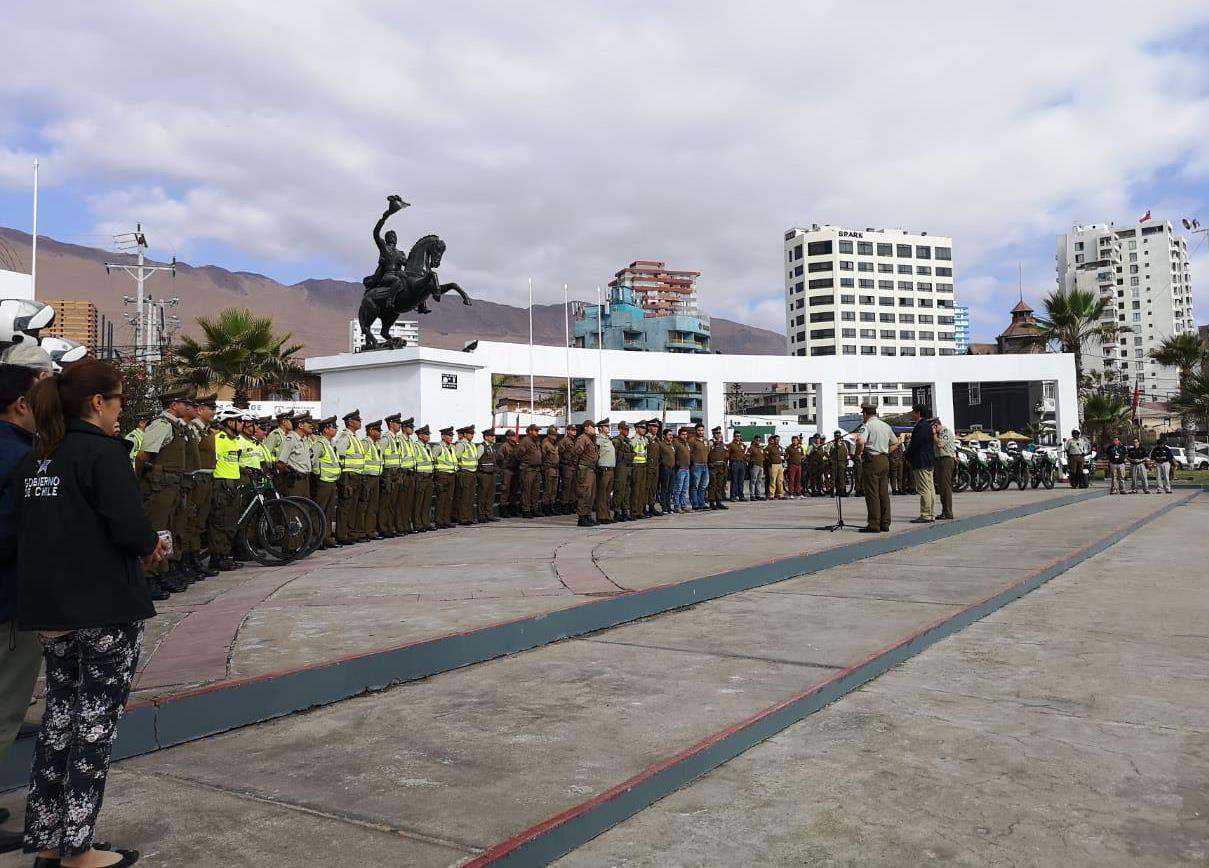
top-left (0, 363), bottom-right (41, 852)
top-left (1105, 436), bottom-right (1127, 494)
top-left (905, 403), bottom-right (936, 523)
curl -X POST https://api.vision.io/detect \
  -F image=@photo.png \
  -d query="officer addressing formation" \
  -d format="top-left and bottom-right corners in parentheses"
top-left (126, 388), bottom-right (995, 594)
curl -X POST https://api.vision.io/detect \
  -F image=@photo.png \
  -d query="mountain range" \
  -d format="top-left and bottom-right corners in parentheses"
top-left (0, 228), bottom-right (786, 357)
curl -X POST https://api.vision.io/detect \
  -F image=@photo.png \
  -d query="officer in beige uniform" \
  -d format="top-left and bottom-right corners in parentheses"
top-left (853, 403), bottom-right (896, 533)
top-left (276, 412), bottom-right (314, 498)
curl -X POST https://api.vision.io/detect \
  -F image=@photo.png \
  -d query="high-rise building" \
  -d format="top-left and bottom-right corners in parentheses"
top-left (783, 225), bottom-right (958, 419)
top-left (1056, 219), bottom-right (1195, 396)
top-left (952, 304), bottom-right (971, 354)
top-left (42, 299), bottom-right (99, 352)
top-left (348, 318), bottom-right (419, 353)
top-left (609, 260), bottom-right (701, 317)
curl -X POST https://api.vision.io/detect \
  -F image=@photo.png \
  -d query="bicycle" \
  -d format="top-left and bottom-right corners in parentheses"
top-left (236, 475), bottom-right (314, 566)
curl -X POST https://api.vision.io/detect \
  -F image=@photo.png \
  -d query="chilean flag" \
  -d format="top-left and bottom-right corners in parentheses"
top-left (1138, 209), bottom-right (1152, 223)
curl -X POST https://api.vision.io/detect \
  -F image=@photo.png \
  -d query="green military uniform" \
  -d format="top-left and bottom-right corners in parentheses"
top-left (189, 399), bottom-right (219, 578)
top-left (432, 427), bottom-right (458, 528)
top-left (361, 422), bottom-right (385, 538)
top-left (574, 424), bottom-right (599, 525)
top-left (807, 436), bottom-right (825, 495)
top-left (558, 430), bottom-right (578, 515)
top-left (517, 427), bottom-right (543, 517)
top-left (541, 428), bottom-right (561, 515)
top-left (630, 424), bottom-right (650, 518)
top-left (453, 425), bottom-right (479, 526)
top-left (378, 418), bottom-right (401, 536)
top-left (138, 394), bottom-right (189, 591)
top-left (175, 401), bottom-right (201, 578)
top-left (498, 435), bottom-right (519, 517)
top-left (889, 440), bottom-right (905, 495)
top-left (396, 419), bottom-right (417, 533)
top-left (707, 429), bottom-right (729, 509)
top-left (311, 417), bottom-right (341, 546)
top-left (476, 431), bottom-right (500, 522)
top-left (412, 426), bottom-right (435, 531)
top-left (334, 410), bottom-right (366, 543)
top-left (611, 423), bottom-right (634, 521)
top-left (646, 422), bottom-right (664, 512)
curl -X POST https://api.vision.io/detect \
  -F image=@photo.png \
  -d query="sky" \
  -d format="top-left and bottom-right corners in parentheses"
top-left (1, 1), bottom-right (1208, 343)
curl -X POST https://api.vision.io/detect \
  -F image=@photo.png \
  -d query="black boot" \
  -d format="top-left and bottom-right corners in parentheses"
top-left (194, 553), bottom-right (219, 578)
top-left (163, 565), bottom-right (189, 592)
top-left (147, 579), bottom-right (171, 601)
top-left (716, 500), bottom-right (729, 510)
top-left (577, 515), bottom-right (595, 527)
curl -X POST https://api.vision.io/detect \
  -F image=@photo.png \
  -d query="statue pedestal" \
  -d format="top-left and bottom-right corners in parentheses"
top-left (306, 347), bottom-right (491, 429)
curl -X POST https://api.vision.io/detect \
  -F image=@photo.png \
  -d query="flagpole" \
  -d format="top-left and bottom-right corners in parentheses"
top-left (596, 285), bottom-right (604, 421)
top-left (31, 159), bottom-right (39, 298)
top-left (563, 282), bottom-right (571, 426)
top-left (528, 277), bottom-right (535, 424)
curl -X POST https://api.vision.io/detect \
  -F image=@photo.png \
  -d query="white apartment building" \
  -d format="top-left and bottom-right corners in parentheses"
top-left (348, 318), bottom-right (420, 353)
top-left (1056, 219), bottom-right (1195, 397)
top-left (783, 224), bottom-right (958, 420)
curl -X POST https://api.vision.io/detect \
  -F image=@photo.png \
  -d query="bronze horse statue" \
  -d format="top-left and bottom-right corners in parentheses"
top-left (358, 196), bottom-right (471, 349)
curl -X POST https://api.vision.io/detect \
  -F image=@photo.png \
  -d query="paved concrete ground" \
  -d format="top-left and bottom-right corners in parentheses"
top-left (0, 488), bottom-right (1188, 868)
top-left (124, 485), bottom-right (1079, 699)
top-left (559, 493), bottom-right (1209, 867)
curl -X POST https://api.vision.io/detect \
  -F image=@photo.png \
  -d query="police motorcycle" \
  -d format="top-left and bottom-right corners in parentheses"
top-left (955, 445), bottom-right (991, 492)
top-left (1001, 442), bottom-right (1031, 490)
top-left (1027, 447), bottom-right (1059, 489)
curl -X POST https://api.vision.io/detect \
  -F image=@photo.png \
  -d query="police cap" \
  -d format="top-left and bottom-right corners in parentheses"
top-left (385, 412), bottom-right (401, 424)
top-left (342, 409), bottom-right (361, 422)
top-left (317, 415), bottom-right (337, 430)
top-left (439, 426), bottom-right (454, 436)
top-left (482, 428), bottom-right (497, 438)
top-left (457, 424), bottom-right (475, 434)
top-left (365, 419), bottom-right (382, 431)
top-left (415, 424), bottom-right (430, 436)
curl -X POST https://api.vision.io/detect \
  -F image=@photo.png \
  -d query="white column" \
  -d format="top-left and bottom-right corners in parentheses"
top-left (1055, 355), bottom-right (1079, 437)
top-left (816, 380), bottom-right (840, 435)
top-left (932, 378), bottom-right (955, 427)
top-left (471, 368), bottom-right (494, 432)
top-left (585, 378), bottom-right (608, 422)
top-left (702, 379), bottom-right (725, 432)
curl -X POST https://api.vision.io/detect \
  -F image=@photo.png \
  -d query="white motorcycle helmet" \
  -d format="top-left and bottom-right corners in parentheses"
top-left (40, 336), bottom-right (89, 372)
top-left (0, 299), bottom-right (56, 349)
top-left (216, 407), bottom-right (244, 426)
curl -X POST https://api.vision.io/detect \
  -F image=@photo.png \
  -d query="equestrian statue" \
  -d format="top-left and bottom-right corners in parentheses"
top-left (358, 194), bottom-right (472, 349)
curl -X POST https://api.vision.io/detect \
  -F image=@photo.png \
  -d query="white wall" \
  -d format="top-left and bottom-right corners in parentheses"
top-left (0, 269), bottom-right (34, 300)
top-left (308, 341), bottom-right (1079, 438)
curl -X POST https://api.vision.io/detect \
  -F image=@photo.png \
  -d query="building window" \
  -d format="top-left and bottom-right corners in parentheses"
top-left (898, 281), bottom-right (913, 290)
top-left (793, 243), bottom-right (803, 260)
top-left (794, 314), bottom-right (805, 326)
top-left (916, 246), bottom-right (931, 259)
top-left (880, 346), bottom-right (897, 356)
top-left (808, 261), bottom-right (833, 273)
top-left (936, 267), bottom-right (952, 277)
top-left (810, 311), bottom-right (835, 322)
top-left (842, 345), bottom-right (857, 355)
top-left (899, 313), bottom-right (915, 323)
top-left (859, 279), bottom-right (874, 289)
top-left (916, 265), bottom-right (932, 275)
top-left (878, 263), bottom-right (894, 273)
top-left (920, 347), bottom-right (936, 356)
top-left (840, 311), bottom-right (856, 321)
top-left (810, 328), bottom-right (835, 340)
top-left (808, 277), bottom-right (834, 289)
top-left (880, 329), bottom-right (895, 339)
top-left (860, 312), bottom-right (875, 322)
top-left (882, 396), bottom-right (900, 405)
top-left (840, 278), bottom-right (855, 287)
top-left (839, 240), bottom-right (854, 254)
top-left (858, 262), bottom-right (874, 272)
top-left (898, 298), bottom-right (915, 307)
top-left (796, 331), bottom-right (806, 342)
top-left (939, 332), bottom-right (954, 341)
top-left (793, 265), bottom-right (803, 276)
top-left (897, 244), bottom-right (912, 257)
top-left (860, 328), bottom-right (876, 338)
top-left (856, 241), bottom-right (873, 255)
top-left (794, 281), bottom-right (804, 294)
top-left (810, 346), bottom-right (836, 356)
top-left (937, 283), bottom-right (952, 292)
top-left (918, 299), bottom-right (934, 308)
top-left (939, 348), bottom-right (956, 356)
top-left (807, 240), bottom-right (833, 256)
top-left (916, 282), bottom-right (932, 291)
top-left (935, 246), bottom-right (951, 260)
top-left (900, 348), bottom-right (916, 356)
top-left (809, 294), bottom-right (835, 306)
top-left (877, 243), bottom-right (893, 256)
top-left (878, 280), bottom-right (894, 289)
top-left (796, 348), bottom-right (806, 356)
top-left (879, 313), bottom-right (895, 323)
top-left (841, 328), bottom-right (857, 337)
top-left (839, 260), bottom-right (854, 271)
top-left (861, 346), bottom-right (876, 355)
top-left (879, 296), bottom-right (895, 306)
top-left (858, 294), bottom-right (874, 304)
top-left (897, 264), bottom-right (912, 274)
top-left (841, 294), bottom-right (856, 304)
top-left (899, 330), bottom-right (915, 339)
top-left (918, 314), bottom-right (933, 323)
top-left (844, 396), bottom-right (859, 406)
top-left (937, 315), bottom-right (953, 324)
top-left (919, 330), bottom-right (934, 340)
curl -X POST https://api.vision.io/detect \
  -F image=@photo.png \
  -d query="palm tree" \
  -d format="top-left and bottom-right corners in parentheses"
top-left (1150, 333), bottom-right (1207, 460)
top-left (1171, 361), bottom-right (1209, 452)
top-left (1082, 391), bottom-right (1129, 448)
top-left (657, 381), bottom-right (686, 424)
top-left (170, 308), bottom-right (304, 407)
top-left (1030, 288), bottom-right (1118, 417)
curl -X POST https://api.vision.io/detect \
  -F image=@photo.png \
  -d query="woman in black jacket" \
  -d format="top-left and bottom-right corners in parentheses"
top-left (16, 359), bottom-right (166, 868)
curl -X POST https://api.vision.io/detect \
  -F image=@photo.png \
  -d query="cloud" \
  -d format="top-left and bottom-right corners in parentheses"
top-left (2, 0), bottom-right (1209, 342)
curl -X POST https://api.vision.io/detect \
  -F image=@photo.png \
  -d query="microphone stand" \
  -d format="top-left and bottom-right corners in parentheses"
top-left (817, 436), bottom-right (852, 532)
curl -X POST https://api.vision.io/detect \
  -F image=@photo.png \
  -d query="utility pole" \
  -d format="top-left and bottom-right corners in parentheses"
top-left (105, 224), bottom-right (177, 371)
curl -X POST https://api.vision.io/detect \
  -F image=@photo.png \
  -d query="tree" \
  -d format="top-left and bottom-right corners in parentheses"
top-left (1082, 391), bottom-right (1129, 448)
top-left (657, 381), bottom-right (686, 424)
top-left (170, 309), bottom-right (304, 407)
top-left (491, 374), bottom-right (526, 420)
top-left (117, 359), bottom-right (175, 435)
top-left (1171, 362), bottom-right (1209, 448)
top-left (1150, 333), bottom-right (1207, 460)
top-left (1030, 288), bottom-right (1118, 418)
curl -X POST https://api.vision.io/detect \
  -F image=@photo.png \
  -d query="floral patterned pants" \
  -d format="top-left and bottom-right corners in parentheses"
top-left (23, 622), bottom-right (143, 857)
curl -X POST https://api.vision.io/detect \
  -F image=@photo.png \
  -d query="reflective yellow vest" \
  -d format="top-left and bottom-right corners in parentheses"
top-left (433, 441), bottom-right (457, 473)
top-left (339, 431), bottom-right (365, 474)
top-left (456, 439), bottom-right (478, 471)
top-left (214, 432), bottom-right (243, 480)
top-left (125, 428), bottom-right (144, 465)
top-left (238, 435), bottom-right (262, 472)
top-left (398, 436), bottom-right (417, 470)
top-left (382, 433), bottom-right (402, 469)
top-left (413, 441), bottom-right (433, 472)
top-left (632, 436), bottom-right (648, 465)
top-left (363, 437), bottom-right (383, 476)
top-left (314, 437), bottom-right (341, 483)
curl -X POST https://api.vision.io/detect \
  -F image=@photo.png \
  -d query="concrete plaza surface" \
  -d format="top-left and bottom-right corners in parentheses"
top-left (0, 487), bottom-right (1197, 868)
top-left (560, 493), bottom-right (1209, 868)
top-left (124, 485), bottom-right (1080, 698)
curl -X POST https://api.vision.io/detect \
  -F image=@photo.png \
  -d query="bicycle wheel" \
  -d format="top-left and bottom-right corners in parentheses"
top-left (250, 499), bottom-right (312, 563)
top-left (286, 496), bottom-right (326, 557)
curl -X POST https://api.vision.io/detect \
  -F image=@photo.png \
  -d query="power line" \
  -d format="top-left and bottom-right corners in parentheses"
top-left (104, 224), bottom-right (179, 371)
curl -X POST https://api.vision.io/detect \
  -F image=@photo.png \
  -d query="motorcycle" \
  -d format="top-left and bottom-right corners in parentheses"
top-left (957, 446), bottom-right (991, 491)
top-left (1029, 450), bottom-right (1058, 489)
top-left (1005, 448), bottom-right (1030, 490)
top-left (987, 449), bottom-right (1013, 491)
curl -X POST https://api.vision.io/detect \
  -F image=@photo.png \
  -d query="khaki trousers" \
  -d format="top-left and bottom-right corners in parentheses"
top-left (767, 463), bottom-right (785, 498)
top-left (913, 467), bottom-right (936, 520)
top-left (0, 622), bottom-right (42, 758)
top-left (862, 452), bottom-right (891, 531)
top-left (935, 455), bottom-right (955, 517)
